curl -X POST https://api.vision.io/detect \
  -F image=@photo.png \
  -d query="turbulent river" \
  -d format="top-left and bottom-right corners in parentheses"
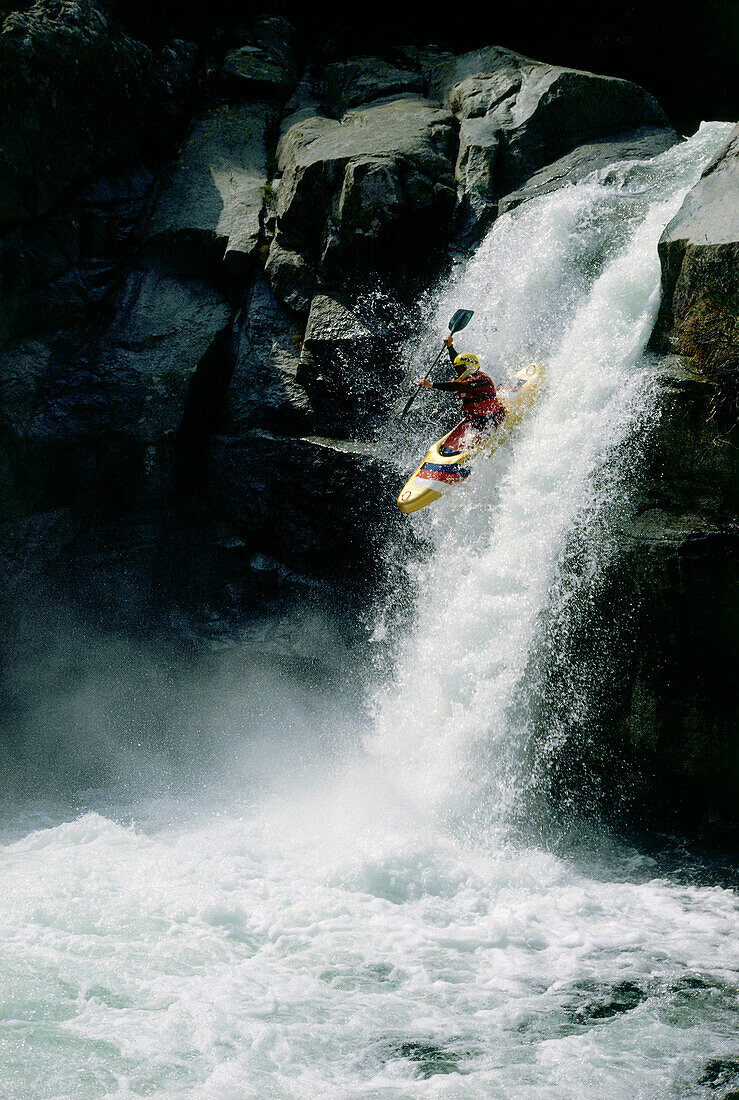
top-left (2, 123), bottom-right (738, 1099)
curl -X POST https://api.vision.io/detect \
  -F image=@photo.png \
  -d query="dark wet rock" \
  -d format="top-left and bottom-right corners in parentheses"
top-left (267, 96), bottom-right (458, 309)
top-left (698, 1059), bottom-right (739, 1095)
top-left (20, 264), bottom-right (232, 517)
top-left (279, 75), bottom-right (323, 134)
top-left (0, 211), bottom-right (85, 344)
top-left (453, 115), bottom-right (500, 239)
top-left (300, 292), bottom-right (405, 430)
top-left (147, 102), bottom-right (273, 275)
top-left (0, 166), bottom-right (155, 347)
top-left (564, 979), bottom-right (647, 1023)
top-left (499, 127), bottom-right (682, 214)
top-left (207, 429), bottom-right (409, 584)
top-left (215, 16), bottom-right (298, 102)
top-left (264, 240), bottom-right (316, 314)
top-left (383, 1039), bottom-right (464, 1079)
top-left (0, 0), bottom-right (196, 226)
top-left (226, 275), bottom-right (312, 433)
top-left (533, 360), bottom-right (739, 838)
top-left (428, 45), bottom-right (674, 236)
top-left (324, 56), bottom-right (424, 116)
top-left (654, 123), bottom-right (739, 344)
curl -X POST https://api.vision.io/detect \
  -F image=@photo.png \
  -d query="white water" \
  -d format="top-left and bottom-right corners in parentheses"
top-left (2, 124), bottom-right (738, 1099)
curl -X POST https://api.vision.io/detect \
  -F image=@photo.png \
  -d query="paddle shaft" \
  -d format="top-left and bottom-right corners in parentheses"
top-left (399, 341), bottom-right (449, 419)
top-left (398, 308), bottom-right (473, 420)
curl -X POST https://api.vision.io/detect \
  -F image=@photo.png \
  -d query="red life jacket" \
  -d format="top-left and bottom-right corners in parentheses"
top-left (433, 371), bottom-right (504, 419)
top-left (460, 371), bottom-right (503, 418)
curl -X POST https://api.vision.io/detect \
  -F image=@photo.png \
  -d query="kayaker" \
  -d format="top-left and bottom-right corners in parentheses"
top-left (417, 335), bottom-right (505, 452)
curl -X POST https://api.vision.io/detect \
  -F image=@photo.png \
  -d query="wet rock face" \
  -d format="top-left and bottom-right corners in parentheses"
top-left (0, 6), bottom-right (693, 633)
top-left (654, 123), bottom-right (739, 341)
top-left (427, 44), bottom-right (677, 237)
top-left (532, 363), bottom-right (739, 839)
top-left (267, 96), bottom-right (459, 311)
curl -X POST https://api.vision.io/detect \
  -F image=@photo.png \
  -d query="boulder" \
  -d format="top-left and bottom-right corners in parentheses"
top-left (0, 0), bottom-right (196, 226)
top-left (324, 57), bottom-right (424, 116)
top-left (147, 102), bottom-right (273, 275)
top-left (654, 123), bottom-right (739, 340)
top-left (428, 45), bottom-right (675, 231)
top-left (216, 16), bottom-right (299, 102)
top-left (267, 96), bottom-right (458, 309)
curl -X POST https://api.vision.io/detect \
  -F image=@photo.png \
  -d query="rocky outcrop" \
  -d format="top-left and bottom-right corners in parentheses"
top-left (0, 7), bottom-right (691, 637)
top-left (428, 45), bottom-right (677, 237)
top-left (265, 43), bottom-right (680, 303)
top-left (0, 0), bottom-right (196, 226)
top-left (539, 126), bottom-right (739, 840)
top-left (654, 123), bottom-right (739, 342)
top-left (147, 102), bottom-right (274, 275)
top-left (214, 16), bottom-right (299, 102)
top-left (324, 56), bottom-right (424, 116)
top-left (535, 361), bottom-right (739, 838)
top-left (266, 96), bottom-right (458, 311)
top-left (499, 127), bottom-right (681, 213)
top-left (207, 430), bottom-right (411, 587)
top-left (226, 275), bottom-right (312, 434)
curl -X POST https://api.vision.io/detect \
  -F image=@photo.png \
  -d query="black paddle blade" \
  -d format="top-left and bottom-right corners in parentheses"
top-left (449, 308), bottom-right (474, 333)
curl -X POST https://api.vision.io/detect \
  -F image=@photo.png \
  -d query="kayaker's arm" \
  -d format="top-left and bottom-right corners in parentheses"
top-left (418, 335), bottom-right (458, 388)
top-left (431, 376), bottom-right (494, 394)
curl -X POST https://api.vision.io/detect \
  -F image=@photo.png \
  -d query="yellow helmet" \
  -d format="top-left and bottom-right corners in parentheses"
top-left (453, 352), bottom-right (479, 381)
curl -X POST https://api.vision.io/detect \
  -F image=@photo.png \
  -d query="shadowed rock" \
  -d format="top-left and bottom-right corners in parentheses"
top-left (324, 56), bottom-right (424, 116)
top-left (0, 0), bottom-right (196, 226)
top-left (215, 16), bottom-right (298, 102)
top-left (226, 275), bottom-right (312, 433)
top-left (147, 102), bottom-right (273, 275)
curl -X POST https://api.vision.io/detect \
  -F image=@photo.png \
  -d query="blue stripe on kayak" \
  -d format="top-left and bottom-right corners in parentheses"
top-left (421, 462), bottom-right (471, 478)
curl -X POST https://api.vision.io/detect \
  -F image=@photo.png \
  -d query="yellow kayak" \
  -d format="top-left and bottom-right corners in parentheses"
top-left (397, 363), bottom-right (545, 514)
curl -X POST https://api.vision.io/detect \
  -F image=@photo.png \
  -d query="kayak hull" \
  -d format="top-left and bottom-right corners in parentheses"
top-left (397, 363), bottom-right (545, 514)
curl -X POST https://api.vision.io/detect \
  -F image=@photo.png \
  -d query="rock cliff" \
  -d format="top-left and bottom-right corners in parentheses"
top-left (0, 1), bottom-right (735, 838)
top-left (0, 2), bottom-right (680, 631)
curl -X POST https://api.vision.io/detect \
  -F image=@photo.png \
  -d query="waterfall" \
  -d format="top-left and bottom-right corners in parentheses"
top-left (369, 122), bottom-right (733, 835)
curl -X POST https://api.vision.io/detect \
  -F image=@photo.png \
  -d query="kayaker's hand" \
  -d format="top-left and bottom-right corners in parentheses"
top-left (417, 378), bottom-right (432, 388)
top-left (444, 335), bottom-right (454, 347)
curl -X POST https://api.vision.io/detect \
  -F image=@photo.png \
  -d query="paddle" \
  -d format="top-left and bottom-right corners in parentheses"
top-left (398, 309), bottom-right (474, 419)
